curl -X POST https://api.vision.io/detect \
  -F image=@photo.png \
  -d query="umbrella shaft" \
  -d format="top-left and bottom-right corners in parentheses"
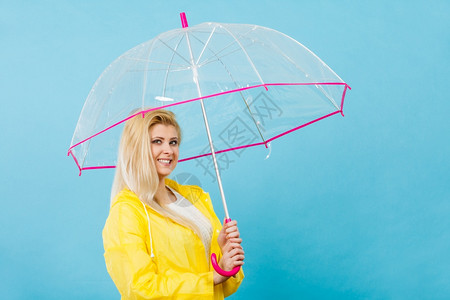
top-left (199, 99), bottom-right (230, 219)
top-left (185, 29), bottom-right (230, 220)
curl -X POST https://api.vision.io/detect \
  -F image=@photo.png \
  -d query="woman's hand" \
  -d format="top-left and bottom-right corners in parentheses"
top-left (218, 219), bottom-right (242, 253)
top-left (214, 219), bottom-right (244, 285)
top-left (213, 243), bottom-right (245, 284)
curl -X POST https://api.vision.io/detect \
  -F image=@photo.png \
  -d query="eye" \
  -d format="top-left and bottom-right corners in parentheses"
top-left (170, 140), bottom-right (178, 146)
top-left (152, 139), bottom-right (162, 144)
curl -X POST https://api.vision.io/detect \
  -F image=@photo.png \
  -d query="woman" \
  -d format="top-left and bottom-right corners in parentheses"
top-left (102, 109), bottom-right (245, 299)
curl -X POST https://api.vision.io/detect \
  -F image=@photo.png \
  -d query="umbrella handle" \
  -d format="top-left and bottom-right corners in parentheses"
top-left (211, 253), bottom-right (241, 277)
top-left (210, 218), bottom-right (241, 277)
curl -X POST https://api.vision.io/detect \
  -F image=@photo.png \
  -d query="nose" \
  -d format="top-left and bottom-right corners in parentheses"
top-left (162, 142), bottom-right (173, 154)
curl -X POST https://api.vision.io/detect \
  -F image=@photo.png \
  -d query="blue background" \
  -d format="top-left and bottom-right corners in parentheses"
top-left (1, 0), bottom-right (449, 299)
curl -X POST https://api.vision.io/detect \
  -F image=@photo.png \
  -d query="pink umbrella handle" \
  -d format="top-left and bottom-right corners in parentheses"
top-left (210, 218), bottom-right (241, 277)
top-left (211, 253), bottom-right (241, 277)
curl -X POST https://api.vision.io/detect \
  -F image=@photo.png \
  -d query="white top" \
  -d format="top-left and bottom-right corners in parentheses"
top-left (166, 186), bottom-right (213, 257)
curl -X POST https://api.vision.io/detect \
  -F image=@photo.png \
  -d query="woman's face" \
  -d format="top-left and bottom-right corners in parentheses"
top-left (150, 124), bottom-right (179, 179)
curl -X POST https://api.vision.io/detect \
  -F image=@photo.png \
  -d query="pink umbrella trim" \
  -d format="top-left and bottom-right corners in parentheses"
top-left (68, 82), bottom-right (351, 175)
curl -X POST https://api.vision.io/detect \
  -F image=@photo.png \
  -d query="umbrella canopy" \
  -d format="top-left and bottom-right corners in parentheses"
top-left (68, 12), bottom-right (350, 277)
top-left (68, 15), bottom-right (350, 174)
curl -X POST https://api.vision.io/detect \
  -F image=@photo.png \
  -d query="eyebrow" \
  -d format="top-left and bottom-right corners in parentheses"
top-left (152, 136), bottom-right (178, 140)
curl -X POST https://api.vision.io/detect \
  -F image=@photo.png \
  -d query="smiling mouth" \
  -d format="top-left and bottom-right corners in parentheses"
top-left (157, 159), bottom-right (172, 165)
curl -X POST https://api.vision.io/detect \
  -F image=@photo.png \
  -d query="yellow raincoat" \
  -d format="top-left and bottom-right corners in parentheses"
top-left (103, 178), bottom-right (244, 299)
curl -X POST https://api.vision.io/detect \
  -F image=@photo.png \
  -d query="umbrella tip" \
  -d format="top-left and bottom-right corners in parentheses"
top-left (180, 12), bottom-right (189, 28)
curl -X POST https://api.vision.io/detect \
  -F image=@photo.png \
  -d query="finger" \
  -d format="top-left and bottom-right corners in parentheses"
top-left (230, 252), bottom-right (245, 261)
top-left (232, 254), bottom-right (245, 262)
top-left (223, 242), bottom-right (243, 254)
top-left (228, 238), bottom-right (242, 244)
top-left (229, 247), bottom-right (245, 257)
top-left (225, 226), bottom-right (238, 234)
top-left (233, 260), bottom-right (245, 267)
top-left (226, 242), bottom-right (243, 250)
top-left (223, 242), bottom-right (239, 253)
top-left (225, 221), bottom-right (238, 230)
top-left (222, 250), bottom-right (244, 262)
top-left (231, 254), bottom-right (245, 266)
top-left (223, 243), bottom-right (233, 253)
top-left (224, 223), bottom-right (237, 232)
top-left (227, 231), bottom-right (240, 239)
top-left (224, 219), bottom-right (237, 227)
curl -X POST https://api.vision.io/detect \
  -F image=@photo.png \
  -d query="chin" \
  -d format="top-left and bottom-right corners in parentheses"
top-left (157, 169), bottom-right (173, 178)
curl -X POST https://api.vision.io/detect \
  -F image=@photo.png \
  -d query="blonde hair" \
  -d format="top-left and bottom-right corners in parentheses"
top-left (111, 109), bottom-right (181, 205)
top-left (111, 109), bottom-right (210, 253)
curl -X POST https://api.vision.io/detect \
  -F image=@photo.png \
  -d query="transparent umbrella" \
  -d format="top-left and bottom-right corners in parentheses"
top-left (68, 12), bottom-right (351, 276)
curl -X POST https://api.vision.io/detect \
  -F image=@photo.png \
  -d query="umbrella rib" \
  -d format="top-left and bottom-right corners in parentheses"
top-left (124, 57), bottom-right (189, 68)
top-left (217, 24), bottom-right (266, 87)
top-left (157, 38), bottom-right (191, 65)
top-left (197, 27), bottom-right (340, 111)
top-left (268, 28), bottom-right (346, 109)
top-left (162, 34), bottom-right (185, 98)
top-left (196, 26), bottom-right (256, 67)
top-left (276, 29), bottom-right (346, 84)
top-left (141, 38), bottom-right (158, 110)
top-left (197, 44), bottom-right (250, 68)
top-left (265, 38), bottom-right (310, 78)
top-left (195, 26), bottom-right (217, 65)
top-left (187, 31), bottom-right (268, 145)
top-left (126, 66), bottom-right (191, 72)
top-left (315, 85), bottom-right (340, 110)
top-left (197, 42), bottom-right (238, 66)
top-left (264, 37), bottom-right (340, 109)
top-left (189, 29), bottom-right (255, 69)
top-left (197, 34), bottom-right (238, 63)
top-left (75, 60), bottom-right (137, 167)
